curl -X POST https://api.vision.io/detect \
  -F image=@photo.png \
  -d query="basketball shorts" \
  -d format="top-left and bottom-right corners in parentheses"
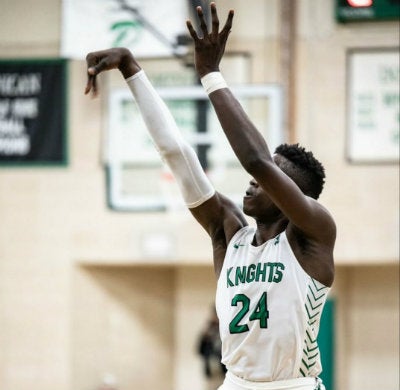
top-left (218, 371), bottom-right (326, 390)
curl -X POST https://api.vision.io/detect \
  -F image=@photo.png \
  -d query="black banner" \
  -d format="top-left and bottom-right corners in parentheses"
top-left (0, 59), bottom-right (67, 165)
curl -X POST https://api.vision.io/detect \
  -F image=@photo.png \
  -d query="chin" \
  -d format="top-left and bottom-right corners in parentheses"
top-left (242, 204), bottom-right (253, 217)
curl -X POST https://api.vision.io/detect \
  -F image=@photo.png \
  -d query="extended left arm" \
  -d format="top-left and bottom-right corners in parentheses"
top-left (85, 48), bottom-right (215, 209)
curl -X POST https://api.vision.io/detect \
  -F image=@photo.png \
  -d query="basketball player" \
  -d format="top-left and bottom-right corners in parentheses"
top-left (85, 3), bottom-right (335, 389)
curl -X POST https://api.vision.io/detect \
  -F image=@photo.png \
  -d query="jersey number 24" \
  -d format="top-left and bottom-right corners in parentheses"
top-left (229, 292), bottom-right (269, 334)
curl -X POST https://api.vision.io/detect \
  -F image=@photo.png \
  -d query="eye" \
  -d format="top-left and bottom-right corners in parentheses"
top-left (250, 179), bottom-right (258, 187)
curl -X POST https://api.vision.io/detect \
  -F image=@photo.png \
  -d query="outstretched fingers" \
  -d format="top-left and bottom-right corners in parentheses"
top-left (187, 3), bottom-right (233, 44)
top-left (221, 9), bottom-right (234, 39)
top-left (186, 19), bottom-right (199, 42)
top-left (196, 6), bottom-right (210, 39)
top-left (210, 2), bottom-right (219, 41)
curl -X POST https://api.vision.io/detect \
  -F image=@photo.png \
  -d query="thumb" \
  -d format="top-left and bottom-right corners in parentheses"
top-left (87, 67), bottom-right (97, 76)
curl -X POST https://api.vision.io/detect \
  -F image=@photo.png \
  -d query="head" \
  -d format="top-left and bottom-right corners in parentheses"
top-left (274, 143), bottom-right (325, 200)
top-left (243, 144), bottom-right (326, 219)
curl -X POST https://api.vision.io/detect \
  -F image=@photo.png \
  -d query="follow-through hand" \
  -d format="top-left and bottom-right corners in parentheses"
top-left (186, 2), bottom-right (234, 78)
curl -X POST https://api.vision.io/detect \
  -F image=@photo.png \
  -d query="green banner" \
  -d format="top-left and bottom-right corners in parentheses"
top-left (318, 299), bottom-right (335, 390)
top-left (336, 0), bottom-right (400, 23)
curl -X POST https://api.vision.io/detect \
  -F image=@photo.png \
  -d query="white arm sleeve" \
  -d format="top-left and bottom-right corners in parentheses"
top-left (125, 70), bottom-right (215, 208)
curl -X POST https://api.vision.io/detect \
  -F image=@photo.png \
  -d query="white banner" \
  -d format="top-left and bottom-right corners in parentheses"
top-left (347, 48), bottom-right (399, 163)
top-left (61, 0), bottom-right (189, 59)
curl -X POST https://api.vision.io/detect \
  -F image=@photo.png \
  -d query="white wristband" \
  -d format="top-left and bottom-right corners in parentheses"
top-left (200, 72), bottom-right (228, 95)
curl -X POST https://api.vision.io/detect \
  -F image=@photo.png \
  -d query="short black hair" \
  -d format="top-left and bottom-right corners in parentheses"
top-left (274, 143), bottom-right (325, 199)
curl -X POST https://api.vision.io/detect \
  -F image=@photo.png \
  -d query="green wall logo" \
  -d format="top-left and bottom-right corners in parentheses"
top-left (110, 19), bottom-right (143, 47)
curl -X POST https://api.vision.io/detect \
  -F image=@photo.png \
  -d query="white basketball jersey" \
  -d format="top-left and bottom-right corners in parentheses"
top-left (216, 226), bottom-right (330, 381)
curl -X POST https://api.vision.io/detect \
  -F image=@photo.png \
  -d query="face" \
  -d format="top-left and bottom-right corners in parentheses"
top-left (242, 155), bottom-right (285, 218)
top-left (243, 178), bottom-right (269, 217)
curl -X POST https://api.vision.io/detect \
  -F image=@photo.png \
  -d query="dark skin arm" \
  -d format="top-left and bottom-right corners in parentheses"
top-left (84, 47), bottom-right (247, 279)
top-left (187, 3), bottom-right (336, 286)
top-left (184, 6), bottom-right (247, 277)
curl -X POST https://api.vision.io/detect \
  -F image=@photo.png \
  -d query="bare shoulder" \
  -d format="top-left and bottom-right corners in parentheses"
top-left (286, 201), bottom-right (336, 287)
top-left (298, 197), bottom-right (337, 245)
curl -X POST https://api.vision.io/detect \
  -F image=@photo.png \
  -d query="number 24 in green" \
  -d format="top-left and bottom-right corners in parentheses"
top-left (229, 292), bottom-right (269, 334)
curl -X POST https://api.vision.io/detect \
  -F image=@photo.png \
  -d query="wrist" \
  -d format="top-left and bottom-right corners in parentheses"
top-left (200, 72), bottom-right (228, 95)
top-left (118, 50), bottom-right (141, 79)
top-left (197, 67), bottom-right (220, 79)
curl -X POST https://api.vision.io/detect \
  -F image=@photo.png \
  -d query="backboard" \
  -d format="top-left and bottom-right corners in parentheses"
top-left (106, 83), bottom-right (283, 211)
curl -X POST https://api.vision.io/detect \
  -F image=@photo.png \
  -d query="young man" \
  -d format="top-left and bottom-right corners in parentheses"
top-left (85, 3), bottom-right (335, 390)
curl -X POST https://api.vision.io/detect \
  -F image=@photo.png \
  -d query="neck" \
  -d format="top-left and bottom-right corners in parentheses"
top-left (252, 216), bottom-right (288, 246)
